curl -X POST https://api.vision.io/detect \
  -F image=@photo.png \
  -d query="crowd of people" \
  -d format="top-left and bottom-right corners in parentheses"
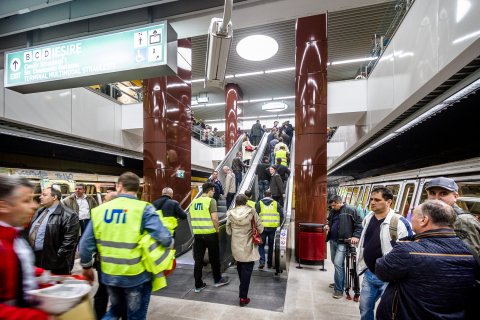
top-left (326, 177), bottom-right (480, 320)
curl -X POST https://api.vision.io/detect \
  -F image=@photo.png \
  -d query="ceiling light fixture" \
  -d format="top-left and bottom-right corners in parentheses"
top-left (265, 67), bottom-right (295, 74)
top-left (331, 56), bottom-right (378, 66)
top-left (235, 71), bottom-right (265, 77)
top-left (262, 101), bottom-right (288, 112)
top-left (236, 35), bottom-right (279, 61)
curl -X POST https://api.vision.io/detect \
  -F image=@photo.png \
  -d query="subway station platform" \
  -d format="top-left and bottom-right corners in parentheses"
top-left (146, 252), bottom-right (359, 320)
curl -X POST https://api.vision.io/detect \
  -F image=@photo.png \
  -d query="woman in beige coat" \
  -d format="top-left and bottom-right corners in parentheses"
top-left (226, 194), bottom-right (264, 307)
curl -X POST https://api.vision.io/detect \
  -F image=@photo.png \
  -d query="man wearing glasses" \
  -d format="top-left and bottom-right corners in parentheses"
top-left (63, 183), bottom-right (98, 235)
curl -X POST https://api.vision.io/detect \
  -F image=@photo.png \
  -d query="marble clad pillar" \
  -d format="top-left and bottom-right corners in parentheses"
top-left (294, 14), bottom-right (328, 259)
top-left (225, 83), bottom-right (242, 154)
top-left (143, 38), bottom-right (192, 204)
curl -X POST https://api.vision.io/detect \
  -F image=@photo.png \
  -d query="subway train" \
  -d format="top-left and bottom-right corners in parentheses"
top-left (336, 157), bottom-right (480, 219)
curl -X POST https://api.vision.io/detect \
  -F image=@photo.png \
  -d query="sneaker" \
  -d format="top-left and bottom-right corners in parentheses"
top-left (332, 291), bottom-right (343, 299)
top-left (214, 277), bottom-right (230, 288)
top-left (328, 283), bottom-right (335, 288)
top-left (194, 282), bottom-right (207, 293)
top-left (239, 298), bottom-right (251, 307)
top-left (258, 263), bottom-right (265, 270)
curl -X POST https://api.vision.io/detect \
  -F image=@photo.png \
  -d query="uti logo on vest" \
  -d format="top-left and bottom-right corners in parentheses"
top-left (104, 209), bottom-right (128, 224)
top-left (194, 203), bottom-right (203, 210)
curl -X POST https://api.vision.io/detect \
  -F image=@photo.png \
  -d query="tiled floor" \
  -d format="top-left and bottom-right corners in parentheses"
top-left (146, 256), bottom-right (360, 320)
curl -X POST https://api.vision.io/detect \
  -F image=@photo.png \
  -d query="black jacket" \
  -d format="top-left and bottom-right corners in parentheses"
top-left (269, 173), bottom-right (284, 197)
top-left (29, 204), bottom-right (79, 271)
top-left (152, 195), bottom-right (187, 220)
top-left (256, 163), bottom-right (270, 181)
top-left (274, 163), bottom-right (290, 182)
top-left (326, 204), bottom-right (362, 242)
top-left (376, 229), bottom-right (478, 320)
top-left (231, 157), bottom-right (246, 173)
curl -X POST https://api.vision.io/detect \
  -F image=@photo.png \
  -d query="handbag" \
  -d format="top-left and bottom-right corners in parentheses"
top-left (251, 216), bottom-right (263, 245)
top-left (245, 145), bottom-right (254, 152)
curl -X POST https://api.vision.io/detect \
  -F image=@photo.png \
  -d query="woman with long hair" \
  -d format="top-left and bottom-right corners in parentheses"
top-left (226, 194), bottom-right (264, 307)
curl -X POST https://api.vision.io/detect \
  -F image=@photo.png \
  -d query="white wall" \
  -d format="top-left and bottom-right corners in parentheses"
top-left (366, 0), bottom-right (480, 131)
top-left (191, 138), bottom-right (225, 170)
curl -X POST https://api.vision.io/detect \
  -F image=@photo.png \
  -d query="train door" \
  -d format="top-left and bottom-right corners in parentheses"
top-left (349, 186), bottom-right (361, 206)
top-left (457, 181), bottom-right (480, 218)
top-left (397, 180), bottom-right (419, 218)
top-left (361, 184), bottom-right (372, 214)
top-left (345, 186), bottom-right (354, 204)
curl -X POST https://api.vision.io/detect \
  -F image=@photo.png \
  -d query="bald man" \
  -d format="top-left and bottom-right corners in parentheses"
top-left (152, 187), bottom-right (187, 237)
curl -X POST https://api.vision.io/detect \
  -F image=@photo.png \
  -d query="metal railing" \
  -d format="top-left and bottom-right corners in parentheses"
top-left (274, 136), bottom-right (295, 274)
top-left (191, 125), bottom-right (225, 147)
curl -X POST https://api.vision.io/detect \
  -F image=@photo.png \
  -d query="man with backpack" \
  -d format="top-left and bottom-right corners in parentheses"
top-left (324, 195), bottom-right (363, 299)
top-left (356, 187), bottom-right (413, 320)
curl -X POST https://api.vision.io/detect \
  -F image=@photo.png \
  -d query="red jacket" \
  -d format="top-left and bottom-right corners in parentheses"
top-left (0, 226), bottom-right (48, 320)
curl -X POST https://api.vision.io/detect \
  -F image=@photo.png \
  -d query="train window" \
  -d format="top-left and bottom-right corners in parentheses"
top-left (350, 186), bottom-right (361, 206)
top-left (50, 183), bottom-right (71, 197)
top-left (361, 185), bottom-right (371, 210)
top-left (346, 187), bottom-right (353, 204)
top-left (385, 184), bottom-right (400, 209)
top-left (355, 186), bottom-right (365, 206)
top-left (457, 182), bottom-right (480, 215)
top-left (398, 183), bottom-right (415, 218)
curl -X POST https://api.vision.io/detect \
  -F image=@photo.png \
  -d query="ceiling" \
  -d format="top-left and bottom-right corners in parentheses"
top-left (0, 0), bottom-right (403, 123)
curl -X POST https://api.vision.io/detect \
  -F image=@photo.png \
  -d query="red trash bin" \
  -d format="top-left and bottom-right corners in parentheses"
top-left (297, 223), bottom-right (327, 270)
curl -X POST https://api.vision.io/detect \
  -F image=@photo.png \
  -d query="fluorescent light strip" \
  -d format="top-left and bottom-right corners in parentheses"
top-left (331, 56), bottom-right (378, 66)
top-left (265, 67), bottom-right (295, 74)
top-left (190, 79), bottom-right (204, 83)
top-left (205, 113), bottom-right (294, 123)
top-left (249, 98), bottom-right (272, 103)
top-left (192, 95), bottom-right (296, 108)
top-left (273, 96), bottom-right (295, 100)
top-left (235, 71), bottom-right (265, 77)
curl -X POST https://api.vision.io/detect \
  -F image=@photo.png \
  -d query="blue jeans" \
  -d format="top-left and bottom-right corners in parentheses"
top-left (330, 241), bottom-right (346, 293)
top-left (359, 269), bottom-right (387, 320)
top-left (258, 180), bottom-right (269, 200)
top-left (234, 171), bottom-right (242, 191)
top-left (103, 281), bottom-right (152, 320)
top-left (259, 228), bottom-right (276, 266)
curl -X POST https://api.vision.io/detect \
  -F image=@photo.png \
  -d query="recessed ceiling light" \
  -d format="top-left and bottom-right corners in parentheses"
top-left (262, 101), bottom-right (288, 112)
top-left (236, 35), bottom-right (278, 61)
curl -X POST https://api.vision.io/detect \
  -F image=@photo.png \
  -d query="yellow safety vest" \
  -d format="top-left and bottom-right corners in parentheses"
top-left (259, 200), bottom-right (280, 228)
top-left (247, 200), bottom-right (256, 208)
top-left (190, 197), bottom-right (216, 234)
top-left (275, 149), bottom-right (288, 166)
top-left (139, 232), bottom-right (176, 291)
top-left (91, 197), bottom-right (147, 276)
top-left (156, 209), bottom-right (178, 235)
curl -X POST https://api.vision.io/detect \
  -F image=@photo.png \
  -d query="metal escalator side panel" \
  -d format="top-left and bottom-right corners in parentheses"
top-left (274, 136), bottom-right (295, 274)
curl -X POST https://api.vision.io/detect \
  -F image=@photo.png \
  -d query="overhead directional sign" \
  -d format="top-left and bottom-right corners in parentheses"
top-left (4, 22), bottom-right (177, 93)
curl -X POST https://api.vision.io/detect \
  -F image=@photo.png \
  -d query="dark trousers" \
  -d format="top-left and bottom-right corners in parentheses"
top-left (272, 195), bottom-right (284, 207)
top-left (79, 219), bottom-right (90, 235)
top-left (193, 233), bottom-right (221, 288)
top-left (253, 135), bottom-right (261, 146)
top-left (226, 192), bottom-right (235, 209)
top-left (237, 261), bottom-right (255, 299)
top-left (94, 261), bottom-right (109, 319)
top-left (233, 171), bottom-right (242, 191)
top-left (259, 228), bottom-right (276, 266)
top-left (258, 180), bottom-right (269, 200)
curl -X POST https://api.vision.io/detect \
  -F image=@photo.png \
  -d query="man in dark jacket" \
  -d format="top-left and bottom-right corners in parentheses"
top-left (268, 166), bottom-right (285, 206)
top-left (256, 190), bottom-right (283, 269)
top-left (231, 151), bottom-right (247, 191)
top-left (152, 187), bottom-right (187, 237)
top-left (256, 156), bottom-right (271, 200)
top-left (28, 187), bottom-right (79, 274)
top-left (325, 195), bottom-right (363, 299)
top-left (250, 120), bottom-right (264, 146)
top-left (274, 157), bottom-right (290, 183)
top-left (376, 200), bottom-right (478, 320)
top-left (207, 170), bottom-right (224, 203)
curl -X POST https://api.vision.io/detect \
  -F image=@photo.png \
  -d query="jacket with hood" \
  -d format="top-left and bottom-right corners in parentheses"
top-left (226, 205), bottom-right (264, 262)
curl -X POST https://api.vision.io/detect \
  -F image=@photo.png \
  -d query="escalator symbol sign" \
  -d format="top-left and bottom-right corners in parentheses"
top-left (149, 29), bottom-right (161, 44)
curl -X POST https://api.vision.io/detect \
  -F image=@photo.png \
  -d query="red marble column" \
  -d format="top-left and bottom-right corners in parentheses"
top-left (294, 14), bottom-right (328, 259)
top-left (225, 83), bottom-right (242, 154)
top-left (143, 38), bottom-right (192, 204)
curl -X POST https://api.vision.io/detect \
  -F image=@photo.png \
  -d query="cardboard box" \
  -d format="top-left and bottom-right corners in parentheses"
top-left (57, 296), bottom-right (95, 320)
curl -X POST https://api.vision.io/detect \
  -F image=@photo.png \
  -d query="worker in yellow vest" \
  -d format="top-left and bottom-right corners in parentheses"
top-left (274, 145), bottom-right (289, 166)
top-left (255, 190), bottom-right (284, 269)
top-left (153, 187), bottom-right (188, 236)
top-left (80, 172), bottom-right (173, 319)
top-left (245, 189), bottom-right (256, 208)
top-left (190, 182), bottom-right (230, 292)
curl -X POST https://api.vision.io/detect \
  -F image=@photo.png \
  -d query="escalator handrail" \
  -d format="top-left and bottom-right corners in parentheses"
top-left (237, 132), bottom-right (270, 197)
top-left (274, 136), bottom-right (295, 273)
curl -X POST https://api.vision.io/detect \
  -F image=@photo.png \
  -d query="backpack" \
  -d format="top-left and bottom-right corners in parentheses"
top-left (389, 213), bottom-right (402, 242)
